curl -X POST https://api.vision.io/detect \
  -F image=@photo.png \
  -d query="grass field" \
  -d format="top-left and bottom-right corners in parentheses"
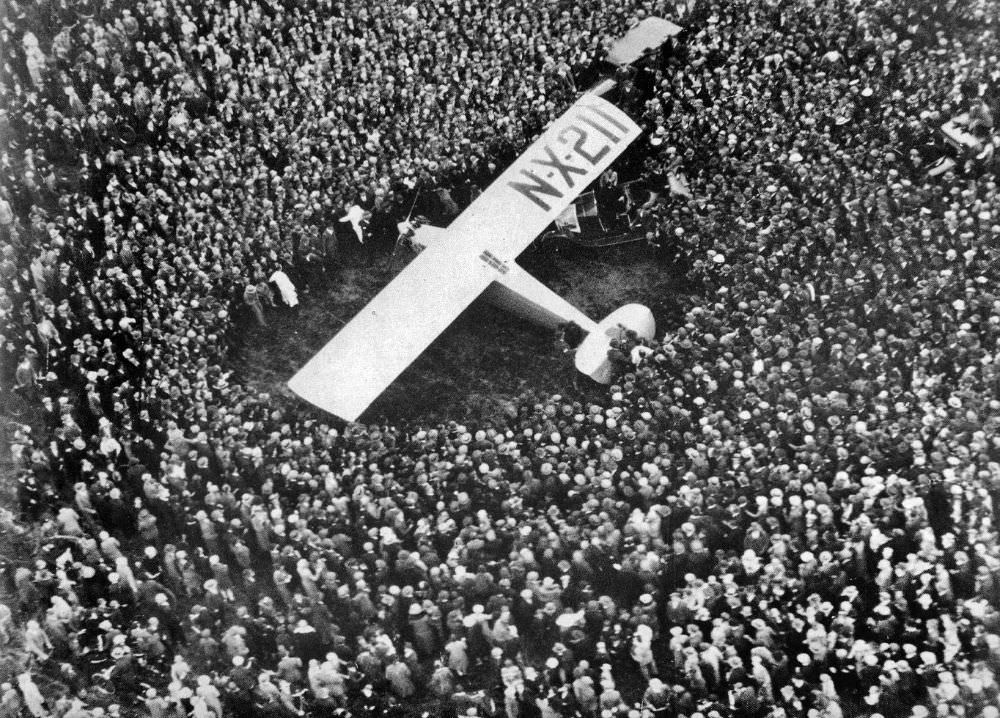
top-left (228, 242), bottom-right (694, 426)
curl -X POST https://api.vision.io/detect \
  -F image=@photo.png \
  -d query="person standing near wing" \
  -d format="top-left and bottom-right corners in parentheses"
top-left (243, 284), bottom-right (266, 327)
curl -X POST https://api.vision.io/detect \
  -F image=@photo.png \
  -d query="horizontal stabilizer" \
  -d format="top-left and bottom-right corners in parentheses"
top-left (575, 304), bottom-right (655, 384)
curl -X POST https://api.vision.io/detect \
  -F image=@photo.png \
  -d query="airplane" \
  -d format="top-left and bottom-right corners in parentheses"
top-left (288, 17), bottom-right (682, 422)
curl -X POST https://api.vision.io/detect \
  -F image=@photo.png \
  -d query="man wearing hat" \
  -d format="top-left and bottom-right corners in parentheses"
top-left (665, 591), bottom-right (693, 625)
top-left (405, 601), bottom-right (440, 660)
top-left (643, 678), bottom-right (673, 717)
top-left (635, 591), bottom-right (660, 636)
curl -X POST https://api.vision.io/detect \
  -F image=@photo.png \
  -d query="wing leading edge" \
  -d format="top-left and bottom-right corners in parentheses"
top-left (288, 95), bottom-right (641, 421)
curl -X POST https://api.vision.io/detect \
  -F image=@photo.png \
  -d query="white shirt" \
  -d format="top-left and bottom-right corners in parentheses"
top-left (269, 270), bottom-right (299, 307)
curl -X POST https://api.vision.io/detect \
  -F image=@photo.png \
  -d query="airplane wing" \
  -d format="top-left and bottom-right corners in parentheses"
top-left (453, 94), bottom-right (641, 260)
top-left (288, 95), bottom-right (641, 421)
top-left (408, 224), bottom-right (448, 249)
top-left (606, 17), bottom-right (683, 65)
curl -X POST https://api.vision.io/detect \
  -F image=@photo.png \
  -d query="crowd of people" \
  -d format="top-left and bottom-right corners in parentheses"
top-left (2, 0), bottom-right (1000, 717)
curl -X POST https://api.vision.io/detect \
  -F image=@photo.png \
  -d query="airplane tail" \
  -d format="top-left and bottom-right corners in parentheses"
top-left (574, 304), bottom-right (655, 384)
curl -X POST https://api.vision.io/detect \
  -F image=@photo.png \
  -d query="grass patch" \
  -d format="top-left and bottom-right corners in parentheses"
top-left (228, 244), bottom-right (691, 426)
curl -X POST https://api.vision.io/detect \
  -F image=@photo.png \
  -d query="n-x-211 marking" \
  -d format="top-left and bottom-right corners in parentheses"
top-left (508, 103), bottom-right (632, 212)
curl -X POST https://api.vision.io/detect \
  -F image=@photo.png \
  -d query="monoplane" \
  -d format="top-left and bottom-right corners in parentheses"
top-left (289, 17), bottom-right (681, 421)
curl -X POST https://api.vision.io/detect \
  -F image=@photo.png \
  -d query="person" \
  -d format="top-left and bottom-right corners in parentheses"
top-left (386, 657), bottom-right (415, 700)
top-left (269, 270), bottom-right (299, 308)
top-left (16, 673), bottom-right (46, 718)
top-left (23, 621), bottom-right (52, 663)
top-left (243, 284), bottom-right (266, 327)
top-left (14, 355), bottom-right (37, 400)
top-left (0, 604), bottom-right (11, 646)
top-left (630, 624), bottom-right (656, 680)
top-left (643, 678), bottom-right (672, 718)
